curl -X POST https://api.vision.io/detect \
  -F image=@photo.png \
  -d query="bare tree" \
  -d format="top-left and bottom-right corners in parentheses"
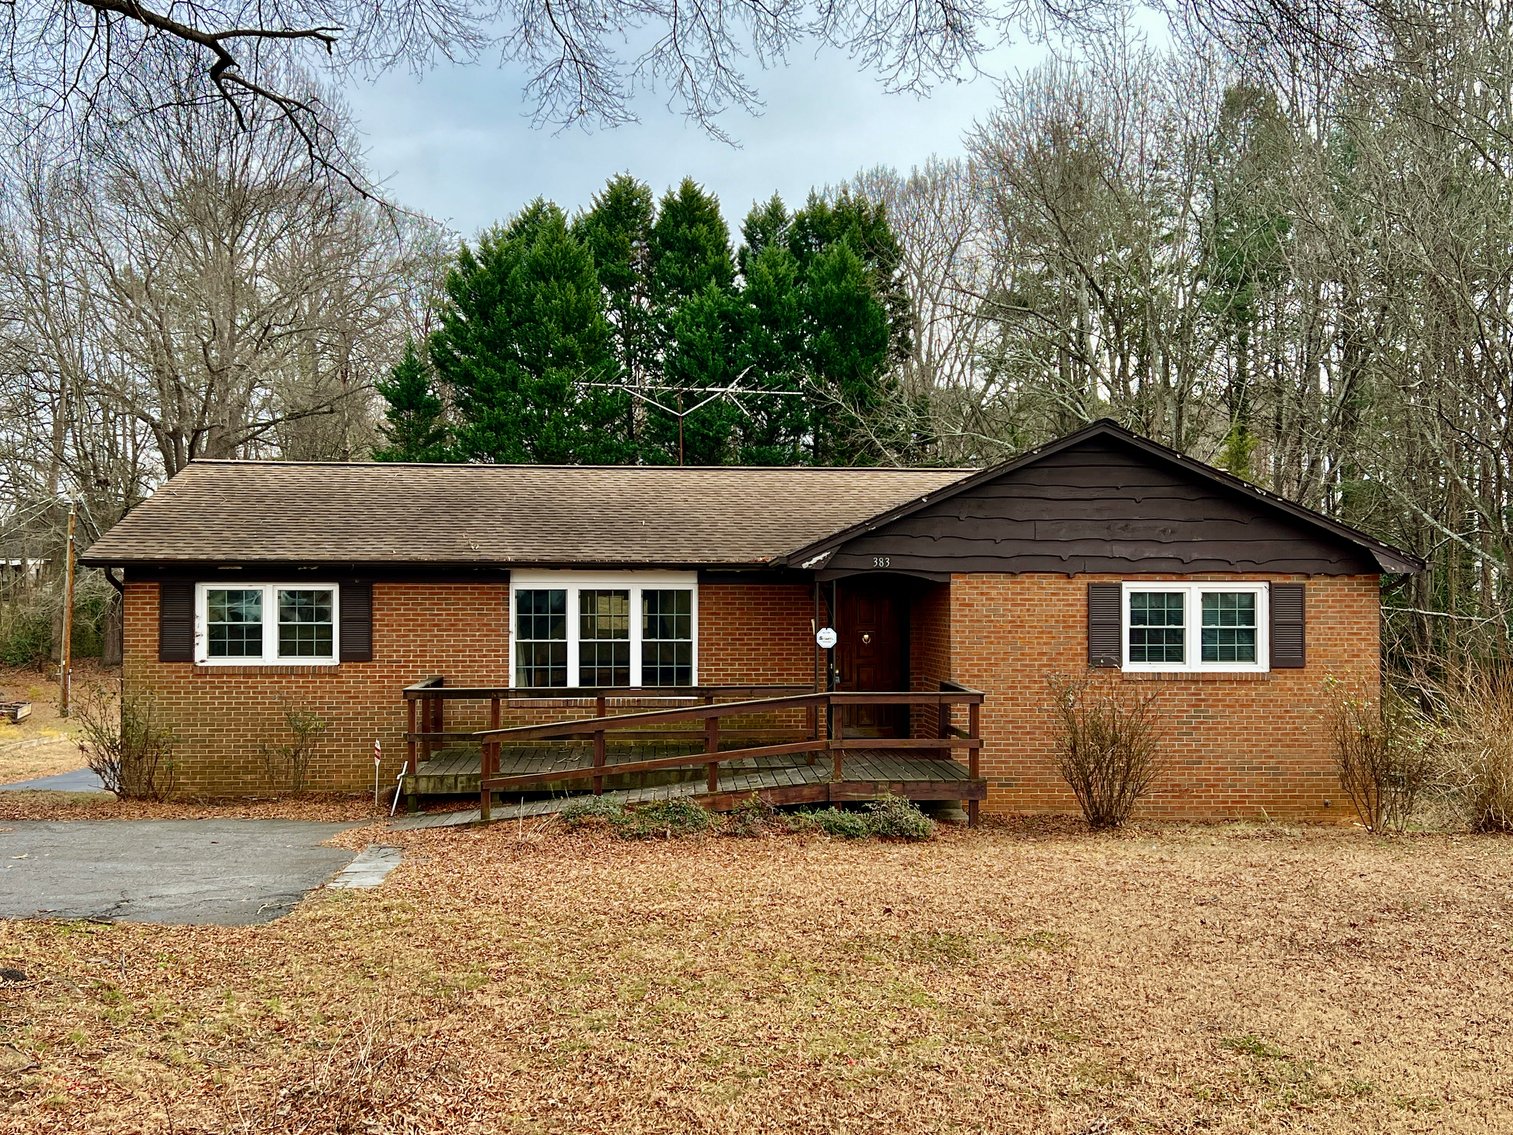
top-left (0, 80), bottom-right (443, 512)
top-left (0, 0), bottom-right (1124, 189)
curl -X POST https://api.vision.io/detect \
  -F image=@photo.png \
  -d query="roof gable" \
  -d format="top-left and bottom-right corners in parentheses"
top-left (781, 420), bottom-right (1422, 576)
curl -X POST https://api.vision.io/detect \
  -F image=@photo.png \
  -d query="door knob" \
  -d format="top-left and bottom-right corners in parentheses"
top-left (861, 633), bottom-right (872, 645)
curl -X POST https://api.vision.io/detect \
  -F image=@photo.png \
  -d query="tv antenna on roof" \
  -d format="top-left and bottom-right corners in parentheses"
top-left (581, 371), bottom-right (805, 465)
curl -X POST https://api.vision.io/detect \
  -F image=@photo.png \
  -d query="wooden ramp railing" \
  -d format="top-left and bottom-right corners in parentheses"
top-left (401, 680), bottom-right (815, 776)
top-left (459, 684), bottom-right (985, 825)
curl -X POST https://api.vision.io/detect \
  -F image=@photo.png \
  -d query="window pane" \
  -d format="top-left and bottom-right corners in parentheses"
top-left (276, 589), bottom-right (335, 658)
top-left (206, 588), bottom-right (263, 658)
top-left (579, 590), bottom-right (630, 685)
top-left (515, 589), bottom-right (569, 687)
top-left (515, 589), bottom-right (567, 642)
top-left (1201, 592), bottom-right (1258, 663)
top-left (516, 641), bottom-right (568, 688)
top-left (1128, 591), bottom-right (1185, 664)
top-left (642, 589), bottom-right (694, 686)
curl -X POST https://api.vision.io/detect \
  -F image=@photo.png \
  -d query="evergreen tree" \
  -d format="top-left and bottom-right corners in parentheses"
top-left (789, 189), bottom-right (912, 367)
top-left (649, 178), bottom-right (735, 307)
top-left (803, 241), bottom-right (896, 464)
top-left (574, 175), bottom-right (657, 457)
top-left (641, 178), bottom-right (738, 460)
top-left (431, 199), bottom-right (629, 464)
top-left (1200, 84), bottom-right (1294, 477)
top-left (736, 194), bottom-right (790, 277)
top-left (652, 283), bottom-right (749, 464)
top-left (736, 237), bottom-right (810, 463)
top-left (372, 340), bottom-right (450, 462)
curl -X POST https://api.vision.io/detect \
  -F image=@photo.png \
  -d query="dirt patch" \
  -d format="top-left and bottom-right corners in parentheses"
top-left (0, 821), bottom-right (1509, 1133)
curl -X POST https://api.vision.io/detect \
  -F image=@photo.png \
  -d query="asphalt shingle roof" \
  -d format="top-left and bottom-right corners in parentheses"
top-left (80, 461), bottom-right (973, 567)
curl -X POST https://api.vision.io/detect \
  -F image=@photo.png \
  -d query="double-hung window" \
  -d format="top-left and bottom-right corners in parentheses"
top-left (510, 572), bottom-right (697, 689)
top-left (1122, 582), bottom-right (1268, 673)
top-left (195, 583), bottom-right (339, 665)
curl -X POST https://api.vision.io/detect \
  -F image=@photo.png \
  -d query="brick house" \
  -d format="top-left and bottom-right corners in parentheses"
top-left (81, 420), bottom-right (1420, 820)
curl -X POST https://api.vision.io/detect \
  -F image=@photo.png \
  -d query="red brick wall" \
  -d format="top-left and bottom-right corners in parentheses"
top-left (123, 579), bottom-right (819, 795)
top-left (123, 571), bottom-right (1380, 816)
top-left (949, 572), bottom-right (1379, 821)
top-left (908, 582), bottom-right (952, 737)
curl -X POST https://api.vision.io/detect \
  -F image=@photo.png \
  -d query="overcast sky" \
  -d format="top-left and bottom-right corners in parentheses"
top-left (344, 39), bottom-right (1047, 239)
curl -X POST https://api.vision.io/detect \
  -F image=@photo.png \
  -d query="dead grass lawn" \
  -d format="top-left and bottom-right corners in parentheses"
top-left (1, 820), bottom-right (1510, 1134)
top-left (0, 664), bottom-right (119, 786)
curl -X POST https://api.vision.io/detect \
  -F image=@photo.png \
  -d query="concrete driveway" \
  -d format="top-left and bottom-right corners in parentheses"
top-left (0, 820), bottom-right (363, 925)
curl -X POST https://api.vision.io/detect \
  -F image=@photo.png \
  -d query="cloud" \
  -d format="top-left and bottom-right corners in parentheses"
top-left (345, 40), bottom-right (1042, 237)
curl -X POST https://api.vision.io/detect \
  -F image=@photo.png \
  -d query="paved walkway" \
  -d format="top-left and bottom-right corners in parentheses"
top-left (0, 768), bottom-right (106, 793)
top-left (0, 820), bottom-right (376, 924)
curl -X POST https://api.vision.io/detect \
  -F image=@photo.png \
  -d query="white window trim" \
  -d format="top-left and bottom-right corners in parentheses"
top-left (1121, 582), bottom-right (1269, 674)
top-left (509, 570), bottom-right (698, 689)
top-left (194, 582), bottom-right (341, 667)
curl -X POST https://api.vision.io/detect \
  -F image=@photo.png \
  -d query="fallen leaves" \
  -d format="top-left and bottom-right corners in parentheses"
top-left (0, 821), bottom-right (1510, 1133)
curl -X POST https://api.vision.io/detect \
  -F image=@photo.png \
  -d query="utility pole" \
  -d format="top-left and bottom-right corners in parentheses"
top-left (60, 504), bottom-right (76, 717)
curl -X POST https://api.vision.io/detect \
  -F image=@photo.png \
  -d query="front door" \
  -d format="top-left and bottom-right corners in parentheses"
top-left (836, 577), bottom-right (909, 737)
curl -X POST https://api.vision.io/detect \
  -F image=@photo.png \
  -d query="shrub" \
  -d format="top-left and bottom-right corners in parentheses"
top-left (723, 793), bottom-right (778, 837)
top-left (259, 703), bottom-right (329, 792)
top-left (1416, 662), bottom-right (1513, 833)
top-left (1047, 675), bottom-right (1164, 830)
top-left (787, 807), bottom-right (873, 839)
top-left (1326, 680), bottom-right (1432, 833)
top-left (0, 602), bottom-right (52, 668)
top-left (559, 794), bottom-right (626, 827)
top-left (75, 682), bottom-right (178, 800)
top-left (866, 794), bottom-right (934, 840)
top-left (613, 798), bottom-right (713, 839)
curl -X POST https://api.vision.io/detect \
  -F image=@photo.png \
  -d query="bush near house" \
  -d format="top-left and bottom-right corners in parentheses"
top-left (1325, 680), bottom-right (1433, 833)
top-left (1048, 676), bottom-right (1164, 830)
top-left (74, 682), bottom-right (177, 800)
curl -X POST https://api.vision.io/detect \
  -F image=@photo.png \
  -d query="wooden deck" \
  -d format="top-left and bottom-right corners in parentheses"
top-left (395, 748), bottom-right (985, 830)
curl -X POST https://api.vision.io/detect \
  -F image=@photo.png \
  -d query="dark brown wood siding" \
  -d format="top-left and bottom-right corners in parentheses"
top-left (824, 438), bottom-right (1381, 576)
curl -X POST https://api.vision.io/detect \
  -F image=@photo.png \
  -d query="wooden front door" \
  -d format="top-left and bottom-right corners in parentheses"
top-left (836, 577), bottom-right (909, 737)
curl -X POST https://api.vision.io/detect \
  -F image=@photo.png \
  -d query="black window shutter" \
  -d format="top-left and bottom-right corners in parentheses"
top-left (158, 581), bottom-right (194, 662)
top-left (1270, 583), bottom-right (1306, 669)
top-left (1087, 583), bottom-right (1123, 668)
top-left (340, 581), bottom-right (374, 663)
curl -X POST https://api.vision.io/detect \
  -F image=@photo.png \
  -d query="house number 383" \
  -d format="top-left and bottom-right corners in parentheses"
top-left (871, 555), bottom-right (891, 568)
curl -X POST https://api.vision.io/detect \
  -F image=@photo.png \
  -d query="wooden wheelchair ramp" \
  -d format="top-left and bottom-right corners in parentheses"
top-left (397, 682), bottom-right (987, 830)
top-left (393, 749), bottom-right (984, 830)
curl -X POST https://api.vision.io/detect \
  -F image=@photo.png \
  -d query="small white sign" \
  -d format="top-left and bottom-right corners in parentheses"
top-left (815, 627), bottom-right (838, 650)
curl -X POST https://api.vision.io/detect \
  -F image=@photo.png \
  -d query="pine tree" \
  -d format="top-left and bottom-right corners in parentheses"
top-left (431, 199), bottom-right (629, 464)
top-left (373, 340), bottom-right (450, 462)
